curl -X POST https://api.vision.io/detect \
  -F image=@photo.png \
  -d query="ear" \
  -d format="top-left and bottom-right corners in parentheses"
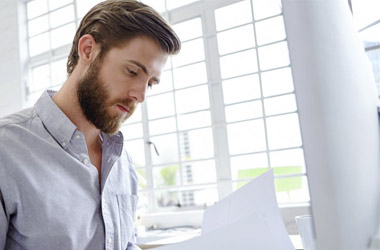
top-left (77, 34), bottom-right (100, 65)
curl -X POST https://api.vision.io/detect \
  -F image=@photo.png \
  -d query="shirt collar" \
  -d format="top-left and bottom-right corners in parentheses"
top-left (34, 90), bottom-right (124, 150)
top-left (34, 90), bottom-right (77, 148)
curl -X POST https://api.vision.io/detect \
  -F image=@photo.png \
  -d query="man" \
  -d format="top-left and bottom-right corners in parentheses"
top-left (0, 1), bottom-right (180, 249)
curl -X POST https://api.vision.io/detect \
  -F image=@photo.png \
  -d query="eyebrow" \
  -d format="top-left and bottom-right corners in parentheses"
top-left (128, 60), bottom-right (160, 84)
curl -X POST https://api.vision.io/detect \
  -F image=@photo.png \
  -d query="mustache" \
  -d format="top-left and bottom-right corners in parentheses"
top-left (110, 98), bottom-right (137, 109)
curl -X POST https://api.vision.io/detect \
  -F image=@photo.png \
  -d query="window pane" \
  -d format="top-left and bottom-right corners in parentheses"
top-left (124, 139), bottom-right (145, 167)
top-left (141, 0), bottom-right (166, 13)
top-left (182, 160), bottom-right (217, 185)
top-left (175, 85), bottom-right (209, 114)
top-left (156, 187), bottom-right (218, 208)
top-left (255, 16), bottom-right (286, 46)
top-left (227, 119), bottom-right (266, 155)
top-left (177, 111), bottom-right (211, 131)
top-left (366, 48), bottom-right (380, 94)
top-left (77, 0), bottom-right (101, 18)
top-left (125, 105), bottom-right (142, 124)
top-left (172, 38), bottom-right (205, 67)
top-left (231, 153), bottom-right (268, 180)
top-left (51, 23), bottom-right (76, 49)
top-left (180, 128), bottom-right (214, 161)
top-left (49, 5), bottom-right (75, 28)
top-left (352, 0), bottom-right (380, 30)
top-left (166, 0), bottom-right (200, 10)
top-left (252, 0), bottom-right (282, 21)
top-left (50, 58), bottom-right (67, 85)
top-left (220, 49), bottom-right (258, 79)
top-left (275, 176), bottom-right (310, 203)
top-left (222, 74), bottom-right (261, 104)
top-left (153, 165), bottom-right (180, 187)
top-left (147, 93), bottom-right (175, 119)
top-left (261, 67), bottom-right (294, 97)
top-left (31, 64), bottom-right (50, 92)
top-left (48, 0), bottom-right (72, 11)
top-left (150, 133), bottom-right (179, 164)
top-left (270, 148), bottom-right (306, 175)
top-left (258, 41), bottom-right (290, 71)
top-left (149, 117), bottom-right (177, 135)
top-left (120, 123), bottom-right (143, 140)
top-left (148, 70), bottom-right (173, 96)
top-left (266, 113), bottom-right (302, 150)
top-left (217, 24), bottom-right (255, 55)
top-left (264, 94), bottom-right (297, 116)
top-left (173, 62), bottom-right (207, 89)
top-left (29, 32), bottom-right (50, 56)
top-left (27, 0), bottom-right (48, 19)
top-left (136, 169), bottom-right (147, 190)
top-left (28, 15), bottom-right (49, 37)
top-left (27, 90), bottom-right (45, 107)
top-left (173, 18), bottom-right (202, 42)
top-left (360, 23), bottom-right (380, 44)
top-left (215, 0), bottom-right (252, 31)
top-left (225, 100), bottom-right (263, 123)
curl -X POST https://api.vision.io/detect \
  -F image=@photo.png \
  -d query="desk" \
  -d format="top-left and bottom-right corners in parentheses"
top-left (137, 228), bottom-right (303, 249)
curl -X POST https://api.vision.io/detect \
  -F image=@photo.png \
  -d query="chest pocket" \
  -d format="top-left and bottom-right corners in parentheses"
top-left (116, 194), bottom-right (138, 249)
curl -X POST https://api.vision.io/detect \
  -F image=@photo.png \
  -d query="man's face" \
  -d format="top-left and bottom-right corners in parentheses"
top-left (77, 36), bottom-right (168, 134)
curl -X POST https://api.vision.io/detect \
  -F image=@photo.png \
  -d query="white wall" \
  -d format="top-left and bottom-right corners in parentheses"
top-left (0, 0), bottom-right (27, 118)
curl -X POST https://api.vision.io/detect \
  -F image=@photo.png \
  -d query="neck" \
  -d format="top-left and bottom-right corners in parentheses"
top-left (52, 70), bottom-right (101, 150)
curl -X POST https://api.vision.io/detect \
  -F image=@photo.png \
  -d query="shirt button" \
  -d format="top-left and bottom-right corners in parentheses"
top-left (61, 141), bottom-right (66, 147)
top-left (107, 237), bottom-right (112, 244)
top-left (75, 134), bottom-right (81, 139)
top-left (82, 158), bottom-right (89, 164)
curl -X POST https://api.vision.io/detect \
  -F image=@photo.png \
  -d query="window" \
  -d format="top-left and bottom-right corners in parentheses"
top-left (25, 0), bottom-right (102, 106)
top-left (351, 0), bottom-right (380, 94)
top-left (24, 0), bottom-right (310, 216)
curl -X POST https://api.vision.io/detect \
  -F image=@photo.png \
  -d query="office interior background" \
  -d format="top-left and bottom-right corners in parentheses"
top-left (0, 0), bottom-right (379, 235)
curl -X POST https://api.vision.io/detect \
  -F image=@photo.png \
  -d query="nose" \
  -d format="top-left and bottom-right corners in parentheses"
top-left (129, 80), bottom-right (147, 103)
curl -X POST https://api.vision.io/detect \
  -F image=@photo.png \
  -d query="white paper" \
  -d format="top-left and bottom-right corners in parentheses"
top-left (155, 170), bottom-right (295, 250)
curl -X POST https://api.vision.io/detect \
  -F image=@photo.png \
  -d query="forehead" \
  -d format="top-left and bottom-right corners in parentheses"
top-left (105, 36), bottom-right (168, 75)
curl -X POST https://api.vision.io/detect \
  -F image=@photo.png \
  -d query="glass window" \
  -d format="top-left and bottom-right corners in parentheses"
top-left (227, 119), bottom-right (267, 155)
top-left (27, 0), bottom-right (48, 19)
top-left (222, 74), bottom-right (261, 104)
top-left (258, 41), bottom-right (290, 70)
top-left (255, 16), bottom-right (286, 45)
top-left (25, 0), bottom-right (308, 215)
top-left (220, 49), bottom-right (258, 79)
top-left (215, 0), bottom-right (252, 31)
top-left (217, 24), bottom-right (255, 55)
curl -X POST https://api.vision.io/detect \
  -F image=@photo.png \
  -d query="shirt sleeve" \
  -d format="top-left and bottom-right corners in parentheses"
top-left (126, 241), bottom-right (142, 250)
top-left (0, 190), bottom-right (9, 250)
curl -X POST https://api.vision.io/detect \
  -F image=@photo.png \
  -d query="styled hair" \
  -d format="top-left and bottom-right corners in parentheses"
top-left (67, 0), bottom-right (181, 74)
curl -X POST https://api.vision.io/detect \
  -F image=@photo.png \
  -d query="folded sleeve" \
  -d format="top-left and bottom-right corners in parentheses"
top-left (126, 241), bottom-right (142, 250)
top-left (0, 190), bottom-right (9, 250)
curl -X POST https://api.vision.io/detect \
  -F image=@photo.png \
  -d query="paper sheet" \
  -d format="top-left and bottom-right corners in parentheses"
top-left (155, 170), bottom-right (295, 250)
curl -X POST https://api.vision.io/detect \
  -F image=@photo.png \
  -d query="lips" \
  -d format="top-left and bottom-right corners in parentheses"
top-left (116, 104), bottom-right (130, 113)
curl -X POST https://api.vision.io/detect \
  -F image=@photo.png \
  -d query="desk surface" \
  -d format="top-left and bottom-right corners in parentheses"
top-left (137, 228), bottom-right (303, 249)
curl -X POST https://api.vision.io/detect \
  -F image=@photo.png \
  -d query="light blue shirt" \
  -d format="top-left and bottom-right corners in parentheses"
top-left (0, 91), bottom-right (140, 250)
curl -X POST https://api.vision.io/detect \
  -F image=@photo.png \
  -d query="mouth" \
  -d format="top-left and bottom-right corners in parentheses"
top-left (116, 104), bottom-right (130, 114)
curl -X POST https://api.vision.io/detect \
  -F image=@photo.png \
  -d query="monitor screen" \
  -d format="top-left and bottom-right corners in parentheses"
top-left (282, 0), bottom-right (380, 249)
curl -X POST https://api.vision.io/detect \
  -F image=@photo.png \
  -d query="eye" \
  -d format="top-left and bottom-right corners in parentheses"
top-left (148, 80), bottom-right (159, 89)
top-left (127, 68), bottom-right (137, 76)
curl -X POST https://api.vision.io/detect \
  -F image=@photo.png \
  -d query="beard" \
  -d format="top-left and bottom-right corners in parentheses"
top-left (76, 58), bottom-right (137, 134)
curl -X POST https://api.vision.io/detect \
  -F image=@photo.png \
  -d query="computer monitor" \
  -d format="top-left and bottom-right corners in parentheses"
top-left (282, 0), bottom-right (380, 249)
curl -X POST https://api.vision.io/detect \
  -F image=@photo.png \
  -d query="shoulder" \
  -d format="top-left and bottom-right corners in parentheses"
top-left (0, 108), bottom-right (36, 131)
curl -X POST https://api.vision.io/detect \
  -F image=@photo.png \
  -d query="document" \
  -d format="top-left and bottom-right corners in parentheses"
top-left (155, 170), bottom-right (295, 250)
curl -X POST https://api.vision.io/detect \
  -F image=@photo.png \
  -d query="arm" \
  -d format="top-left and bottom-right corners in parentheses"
top-left (127, 241), bottom-right (142, 250)
top-left (0, 190), bottom-right (9, 250)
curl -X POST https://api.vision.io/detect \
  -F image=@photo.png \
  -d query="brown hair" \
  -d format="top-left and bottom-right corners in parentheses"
top-left (67, 0), bottom-right (181, 74)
